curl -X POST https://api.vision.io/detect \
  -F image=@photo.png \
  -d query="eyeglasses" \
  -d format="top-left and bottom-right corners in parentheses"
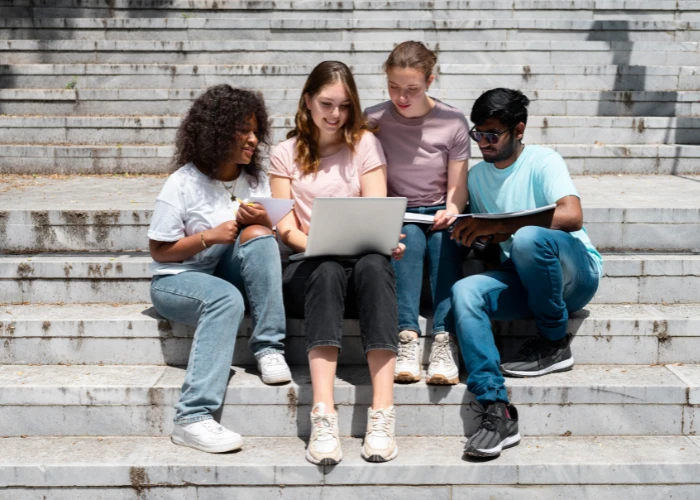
top-left (468, 125), bottom-right (513, 145)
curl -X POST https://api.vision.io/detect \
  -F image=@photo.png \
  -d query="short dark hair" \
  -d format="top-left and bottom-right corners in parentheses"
top-left (470, 88), bottom-right (530, 128)
top-left (173, 85), bottom-right (270, 186)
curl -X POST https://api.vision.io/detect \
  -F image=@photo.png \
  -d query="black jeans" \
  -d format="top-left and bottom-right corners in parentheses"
top-left (282, 253), bottom-right (399, 354)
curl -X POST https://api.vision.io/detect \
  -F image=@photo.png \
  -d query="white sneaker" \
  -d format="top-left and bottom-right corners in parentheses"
top-left (257, 352), bottom-right (292, 384)
top-left (361, 406), bottom-right (398, 463)
top-left (427, 333), bottom-right (460, 385)
top-left (394, 330), bottom-right (422, 383)
top-left (306, 402), bottom-right (343, 465)
top-left (171, 419), bottom-right (243, 453)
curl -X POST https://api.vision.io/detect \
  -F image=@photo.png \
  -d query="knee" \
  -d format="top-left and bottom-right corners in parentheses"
top-left (308, 260), bottom-right (346, 292)
top-left (403, 223), bottom-right (424, 240)
top-left (239, 224), bottom-right (273, 244)
top-left (511, 226), bottom-right (549, 260)
top-left (451, 276), bottom-right (488, 312)
top-left (355, 253), bottom-right (393, 279)
top-left (207, 283), bottom-right (245, 316)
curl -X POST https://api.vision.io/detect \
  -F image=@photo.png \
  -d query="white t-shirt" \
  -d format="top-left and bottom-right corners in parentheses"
top-left (148, 163), bottom-right (271, 275)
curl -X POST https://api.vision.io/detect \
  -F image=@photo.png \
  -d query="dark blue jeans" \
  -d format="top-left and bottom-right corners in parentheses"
top-left (451, 226), bottom-right (600, 405)
top-left (393, 205), bottom-right (463, 336)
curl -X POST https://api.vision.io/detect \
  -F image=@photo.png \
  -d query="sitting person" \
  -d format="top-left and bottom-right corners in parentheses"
top-left (450, 88), bottom-right (603, 458)
top-left (366, 41), bottom-right (469, 385)
top-left (148, 85), bottom-right (290, 453)
top-left (269, 61), bottom-right (405, 464)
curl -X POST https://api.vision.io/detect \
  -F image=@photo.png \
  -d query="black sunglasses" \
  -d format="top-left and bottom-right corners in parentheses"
top-left (468, 125), bottom-right (514, 145)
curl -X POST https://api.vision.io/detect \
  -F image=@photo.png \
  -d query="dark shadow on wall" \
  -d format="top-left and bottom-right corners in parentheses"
top-left (586, 20), bottom-right (694, 174)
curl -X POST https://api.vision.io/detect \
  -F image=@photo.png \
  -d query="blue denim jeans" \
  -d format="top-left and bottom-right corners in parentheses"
top-left (393, 205), bottom-right (463, 335)
top-left (150, 234), bottom-right (286, 424)
top-left (451, 226), bottom-right (600, 405)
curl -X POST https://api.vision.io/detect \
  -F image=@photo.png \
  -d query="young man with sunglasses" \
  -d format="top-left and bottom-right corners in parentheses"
top-left (451, 88), bottom-right (603, 458)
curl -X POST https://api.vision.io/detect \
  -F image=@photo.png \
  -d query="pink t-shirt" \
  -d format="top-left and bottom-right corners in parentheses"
top-left (365, 99), bottom-right (471, 208)
top-left (268, 132), bottom-right (387, 234)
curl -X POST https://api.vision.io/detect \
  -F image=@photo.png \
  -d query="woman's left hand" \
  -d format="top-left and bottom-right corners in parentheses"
top-left (236, 202), bottom-right (273, 229)
top-left (392, 233), bottom-right (407, 261)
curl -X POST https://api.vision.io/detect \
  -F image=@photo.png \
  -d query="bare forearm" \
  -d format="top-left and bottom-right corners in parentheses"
top-left (150, 232), bottom-right (209, 263)
top-left (494, 206), bottom-right (582, 236)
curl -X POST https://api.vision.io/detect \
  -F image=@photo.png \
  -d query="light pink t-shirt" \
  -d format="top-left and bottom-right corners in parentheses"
top-left (365, 98), bottom-right (471, 208)
top-left (268, 132), bottom-right (387, 234)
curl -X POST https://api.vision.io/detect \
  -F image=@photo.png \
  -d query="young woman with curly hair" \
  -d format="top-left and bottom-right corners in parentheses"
top-left (365, 41), bottom-right (471, 386)
top-left (269, 61), bottom-right (405, 465)
top-left (147, 84), bottom-right (290, 454)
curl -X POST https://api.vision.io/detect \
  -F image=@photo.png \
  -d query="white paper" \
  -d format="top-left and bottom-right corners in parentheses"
top-left (403, 213), bottom-right (435, 224)
top-left (247, 197), bottom-right (295, 226)
top-left (449, 204), bottom-right (556, 220)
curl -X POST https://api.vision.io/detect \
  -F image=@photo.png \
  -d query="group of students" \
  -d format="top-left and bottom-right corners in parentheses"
top-left (147, 41), bottom-right (603, 464)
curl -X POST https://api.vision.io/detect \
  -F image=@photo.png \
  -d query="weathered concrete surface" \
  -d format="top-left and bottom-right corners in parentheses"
top-left (0, 364), bottom-right (690, 437)
top-left (1, 435), bottom-right (699, 487)
top-left (3, 144), bottom-right (699, 175)
top-left (1, 303), bottom-right (698, 365)
top-left (1, 175), bottom-right (699, 252)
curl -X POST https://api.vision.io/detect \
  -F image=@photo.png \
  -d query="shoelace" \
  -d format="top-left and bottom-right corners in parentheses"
top-left (311, 413), bottom-right (337, 439)
top-left (469, 401), bottom-right (500, 432)
top-left (430, 338), bottom-right (454, 364)
top-left (515, 337), bottom-right (547, 361)
top-left (262, 354), bottom-right (284, 367)
top-left (368, 409), bottom-right (394, 437)
top-left (397, 338), bottom-right (418, 362)
top-left (201, 419), bottom-right (225, 434)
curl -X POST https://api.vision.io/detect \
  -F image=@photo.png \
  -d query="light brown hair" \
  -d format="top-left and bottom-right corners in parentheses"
top-left (287, 61), bottom-right (375, 176)
top-left (383, 41), bottom-right (437, 80)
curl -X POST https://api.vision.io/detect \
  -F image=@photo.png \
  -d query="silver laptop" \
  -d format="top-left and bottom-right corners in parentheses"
top-left (289, 197), bottom-right (408, 261)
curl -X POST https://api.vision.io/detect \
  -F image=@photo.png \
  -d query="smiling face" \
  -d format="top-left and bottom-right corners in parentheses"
top-left (231, 114), bottom-right (259, 165)
top-left (474, 117), bottom-right (524, 166)
top-left (304, 81), bottom-right (351, 139)
top-left (386, 67), bottom-right (435, 118)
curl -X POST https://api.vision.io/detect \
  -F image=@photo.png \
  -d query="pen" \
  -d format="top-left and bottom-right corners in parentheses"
top-left (236, 197), bottom-right (255, 207)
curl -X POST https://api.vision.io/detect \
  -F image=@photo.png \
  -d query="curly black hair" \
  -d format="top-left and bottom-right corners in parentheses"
top-left (173, 85), bottom-right (270, 186)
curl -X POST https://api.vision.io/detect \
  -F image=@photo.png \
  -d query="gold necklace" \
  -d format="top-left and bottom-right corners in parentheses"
top-left (220, 176), bottom-right (240, 202)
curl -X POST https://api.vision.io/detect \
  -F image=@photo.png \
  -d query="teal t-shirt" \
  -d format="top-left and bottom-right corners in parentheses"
top-left (468, 144), bottom-right (603, 276)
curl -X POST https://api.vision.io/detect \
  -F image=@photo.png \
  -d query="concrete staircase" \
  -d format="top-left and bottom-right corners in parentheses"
top-left (1, 1), bottom-right (700, 498)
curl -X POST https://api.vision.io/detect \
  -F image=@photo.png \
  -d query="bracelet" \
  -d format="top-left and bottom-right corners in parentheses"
top-left (200, 232), bottom-right (208, 249)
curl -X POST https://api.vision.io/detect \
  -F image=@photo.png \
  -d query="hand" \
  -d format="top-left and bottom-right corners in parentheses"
top-left (392, 233), bottom-right (407, 261)
top-left (431, 209), bottom-right (456, 231)
top-left (236, 202), bottom-right (272, 228)
top-left (451, 218), bottom-right (500, 247)
top-left (206, 220), bottom-right (240, 245)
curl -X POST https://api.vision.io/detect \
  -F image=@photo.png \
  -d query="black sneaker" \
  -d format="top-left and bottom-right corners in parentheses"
top-left (500, 334), bottom-right (574, 378)
top-left (464, 402), bottom-right (520, 458)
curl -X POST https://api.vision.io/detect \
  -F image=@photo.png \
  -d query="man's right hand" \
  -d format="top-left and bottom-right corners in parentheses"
top-left (205, 220), bottom-right (240, 245)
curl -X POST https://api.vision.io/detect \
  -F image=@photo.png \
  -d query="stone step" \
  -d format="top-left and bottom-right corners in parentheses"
top-left (1, 435), bottom-right (699, 497)
top-left (1, 174), bottom-right (699, 253)
top-left (1, 0), bottom-right (698, 21)
top-left (3, 144), bottom-right (700, 176)
top-left (1, 19), bottom-right (699, 42)
top-left (1, 88), bottom-right (699, 118)
top-left (0, 364), bottom-right (695, 437)
top-left (2, 303), bottom-right (698, 365)
top-left (2, 40), bottom-right (699, 66)
top-left (1, 63), bottom-right (695, 92)
top-left (1, 114), bottom-right (696, 146)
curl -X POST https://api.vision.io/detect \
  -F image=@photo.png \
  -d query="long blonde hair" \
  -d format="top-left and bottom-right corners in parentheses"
top-left (287, 61), bottom-right (375, 176)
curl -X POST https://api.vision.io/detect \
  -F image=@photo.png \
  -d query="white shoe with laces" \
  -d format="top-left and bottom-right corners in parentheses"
top-left (394, 330), bottom-right (422, 383)
top-left (361, 406), bottom-right (398, 463)
top-left (171, 419), bottom-right (243, 453)
top-left (306, 402), bottom-right (343, 465)
top-left (257, 352), bottom-right (292, 384)
top-left (427, 333), bottom-right (460, 385)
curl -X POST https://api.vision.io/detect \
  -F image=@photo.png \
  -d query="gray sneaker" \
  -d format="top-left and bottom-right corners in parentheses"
top-left (464, 402), bottom-right (520, 458)
top-left (500, 334), bottom-right (574, 378)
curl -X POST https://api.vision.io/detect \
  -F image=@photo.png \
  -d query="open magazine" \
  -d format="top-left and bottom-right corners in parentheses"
top-left (404, 204), bottom-right (556, 224)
